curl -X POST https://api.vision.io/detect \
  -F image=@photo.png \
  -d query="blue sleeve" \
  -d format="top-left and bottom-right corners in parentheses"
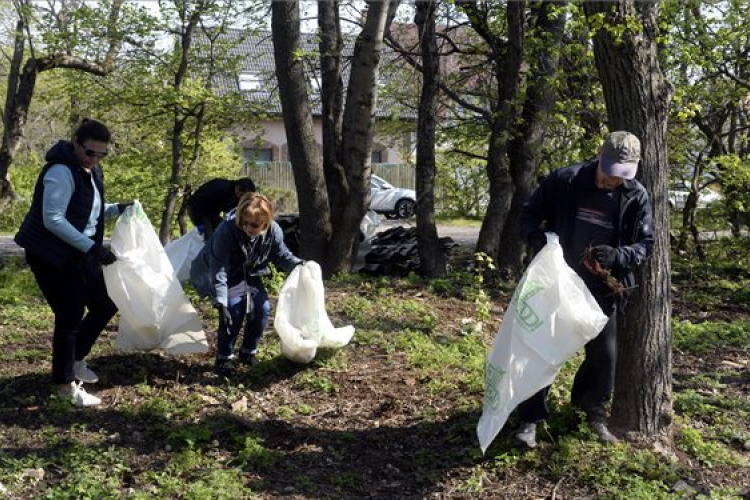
top-left (269, 222), bottom-right (302, 272)
top-left (208, 224), bottom-right (233, 307)
top-left (42, 165), bottom-right (95, 253)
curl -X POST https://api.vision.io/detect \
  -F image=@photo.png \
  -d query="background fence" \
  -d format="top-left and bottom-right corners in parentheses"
top-left (242, 161), bottom-right (416, 191)
top-left (242, 161), bottom-right (469, 216)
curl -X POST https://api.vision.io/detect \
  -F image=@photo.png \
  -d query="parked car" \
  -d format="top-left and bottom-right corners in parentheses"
top-left (668, 183), bottom-right (723, 210)
top-left (369, 174), bottom-right (416, 219)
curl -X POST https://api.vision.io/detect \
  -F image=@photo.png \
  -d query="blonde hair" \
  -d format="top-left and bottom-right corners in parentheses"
top-left (235, 192), bottom-right (274, 231)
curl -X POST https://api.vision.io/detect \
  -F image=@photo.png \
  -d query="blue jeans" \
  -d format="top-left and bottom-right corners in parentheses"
top-left (216, 284), bottom-right (271, 360)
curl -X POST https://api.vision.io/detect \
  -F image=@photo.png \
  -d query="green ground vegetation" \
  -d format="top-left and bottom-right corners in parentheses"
top-left (0, 236), bottom-right (748, 499)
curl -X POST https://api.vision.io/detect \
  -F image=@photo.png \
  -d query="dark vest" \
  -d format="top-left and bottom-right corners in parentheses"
top-left (15, 161), bottom-right (105, 268)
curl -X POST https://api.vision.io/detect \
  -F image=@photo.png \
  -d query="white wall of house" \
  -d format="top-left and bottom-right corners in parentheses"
top-left (233, 118), bottom-right (411, 164)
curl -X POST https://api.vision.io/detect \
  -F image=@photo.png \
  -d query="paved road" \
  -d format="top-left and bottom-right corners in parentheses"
top-left (0, 221), bottom-right (480, 259)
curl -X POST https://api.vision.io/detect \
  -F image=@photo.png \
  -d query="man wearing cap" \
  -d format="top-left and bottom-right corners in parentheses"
top-left (513, 131), bottom-right (654, 448)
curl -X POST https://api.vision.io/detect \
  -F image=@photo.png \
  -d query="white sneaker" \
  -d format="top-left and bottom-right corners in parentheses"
top-left (74, 360), bottom-right (99, 383)
top-left (515, 422), bottom-right (537, 448)
top-left (58, 382), bottom-right (101, 407)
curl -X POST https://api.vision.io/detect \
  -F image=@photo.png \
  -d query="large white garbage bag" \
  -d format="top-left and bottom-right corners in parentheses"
top-left (164, 228), bottom-right (204, 282)
top-left (103, 201), bottom-right (208, 354)
top-left (274, 261), bottom-right (355, 363)
top-left (360, 209), bottom-right (381, 242)
top-left (477, 233), bottom-right (609, 453)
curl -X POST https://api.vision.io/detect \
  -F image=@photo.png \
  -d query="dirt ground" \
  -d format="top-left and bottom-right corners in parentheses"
top-left (1, 248), bottom-right (749, 499)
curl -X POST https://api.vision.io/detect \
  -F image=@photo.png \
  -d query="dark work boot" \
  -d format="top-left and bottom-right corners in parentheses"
top-left (590, 420), bottom-right (619, 444)
top-left (214, 358), bottom-right (236, 377)
top-left (238, 352), bottom-right (259, 367)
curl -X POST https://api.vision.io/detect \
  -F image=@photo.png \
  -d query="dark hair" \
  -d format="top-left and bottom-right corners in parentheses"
top-left (74, 119), bottom-right (111, 145)
top-left (235, 178), bottom-right (256, 193)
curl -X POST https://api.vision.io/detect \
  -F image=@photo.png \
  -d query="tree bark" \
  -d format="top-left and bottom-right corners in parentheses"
top-left (159, 7), bottom-right (201, 244)
top-left (463, 0), bottom-right (525, 264)
top-left (326, 0), bottom-right (398, 275)
top-left (318, 1), bottom-right (347, 231)
top-left (0, 0), bottom-right (124, 217)
top-left (0, 19), bottom-right (26, 213)
top-left (584, 0), bottom-right (673, 436)
top-left (272, 0), bottom-right (332, 265)
top-left (414, 0), bottom-right (446, 278)
top-left (499, 0), bottom-right (566, 277)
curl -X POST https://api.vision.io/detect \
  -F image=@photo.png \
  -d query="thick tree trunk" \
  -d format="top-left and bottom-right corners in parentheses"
top-left (272, 1), bottom-right (332, 265)
top-left (472, 1), bottom-right (525, 263)
top-left (584, 0), bottom-right (673, 436)
top-left (327, 0), bottom-right (397, 275)
top-left (499, 0), bottom-right (566, 277)
top-left (476, 124), bottom-right (514, 263)
top-left (318, 1), bottom-right (347, 231)
top-left (414, 0), bottom-right (446, 278)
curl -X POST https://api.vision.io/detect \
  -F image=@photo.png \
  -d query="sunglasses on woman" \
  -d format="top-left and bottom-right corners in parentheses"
top-left (85, 149), bottom-right (109, 158)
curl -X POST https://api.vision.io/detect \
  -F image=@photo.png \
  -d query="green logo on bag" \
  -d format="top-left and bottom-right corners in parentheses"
top-left (512, 282), bottom-right (544, 332)
top-left (485, 363), bottom-right (506, 410)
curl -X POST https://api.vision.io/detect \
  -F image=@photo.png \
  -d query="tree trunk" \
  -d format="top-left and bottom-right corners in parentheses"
top-left (318, 1), bottom-right (347, 231)
top-left (159, 9), bottom-right (201, 244)
top-left (272, 0), bottom-right (332, 265)
top-left (0, 0), bottom-right (124, 217)
top-left (327, 0), bottom-right (398, 275)
top-left (476, 124), bottom-right (514, 263)
top-left (471, 1), bottom-right (525, 264)
top-left (414, 0), bottom-right (446, 278)
top-left (499, 0), bottom-right (566, 277)
top-left (584, 0), bottom-right (673, 436)
top-left (0, 19), bottom-right (26, 213)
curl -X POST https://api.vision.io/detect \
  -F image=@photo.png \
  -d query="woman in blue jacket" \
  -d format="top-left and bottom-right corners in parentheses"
top-left (191, 192), bottom-right (301, 375)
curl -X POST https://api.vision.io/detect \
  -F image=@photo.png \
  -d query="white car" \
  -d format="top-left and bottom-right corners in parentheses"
top-left (668, 184), bottom-right (723, 210)
top-left (369, 174), bottom-right (416, 219)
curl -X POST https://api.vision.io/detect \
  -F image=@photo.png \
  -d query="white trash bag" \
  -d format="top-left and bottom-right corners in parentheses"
top-left (476, 233), bottom-right (609, 453)
top-left (274, 261), bottom-right (355, 363)
top-left (164, 228), bottom-right (204, 282)
top-left (103, 201), bottom-right (208, 354)
top-left (360, 209), bottom-right (381, 242)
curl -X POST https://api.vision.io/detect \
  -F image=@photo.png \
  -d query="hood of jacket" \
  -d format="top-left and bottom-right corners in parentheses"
top-left (45, 140), bottom-right (81, 168)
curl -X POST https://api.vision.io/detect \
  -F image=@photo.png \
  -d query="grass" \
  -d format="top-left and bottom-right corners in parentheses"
top-left (1, 236), bottom-right (749, 499)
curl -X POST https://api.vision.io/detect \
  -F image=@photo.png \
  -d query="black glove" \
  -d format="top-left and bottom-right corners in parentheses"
top-left (527, 230), bottom-right (547, 252)
top-left (117, 201), bottom-right (135, 214)
top-left (592, 245), bottom-right (617, 268)
top-left (88, 243), bottom-right (117, 265)
top-left (214, 303), bottom-right (232, 328)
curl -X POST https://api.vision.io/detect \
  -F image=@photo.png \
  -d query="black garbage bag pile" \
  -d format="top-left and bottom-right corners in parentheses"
top-left (360, 226), bottom-right (458, 276)
top-left (275, 214), bottom-right (301, 255)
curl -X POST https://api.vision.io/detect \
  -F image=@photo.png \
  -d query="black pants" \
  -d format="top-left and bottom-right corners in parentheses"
top-left (517, 307), bottom-right (618, 423)
top-left (26, 251), bottom-right (118, 384)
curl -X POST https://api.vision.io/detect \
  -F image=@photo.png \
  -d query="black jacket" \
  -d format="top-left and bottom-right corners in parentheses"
top-left (15, 141), bottom-right (105, 268)
top-left (187, 179), bottom-right (239, 227)
top-left (520, 160), bottom-right (654, 292)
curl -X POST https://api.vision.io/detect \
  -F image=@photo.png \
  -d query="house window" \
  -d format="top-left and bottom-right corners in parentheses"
top-left (244, 148), bottom-right (273, 162)
top-left (238, 72), bottom-right (263, 92)
top-left (371, 150), bottom-right (383, 163)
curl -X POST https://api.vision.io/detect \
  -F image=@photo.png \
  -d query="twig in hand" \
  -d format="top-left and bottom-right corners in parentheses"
top-left (582, 245), bottom-right (626, 295)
